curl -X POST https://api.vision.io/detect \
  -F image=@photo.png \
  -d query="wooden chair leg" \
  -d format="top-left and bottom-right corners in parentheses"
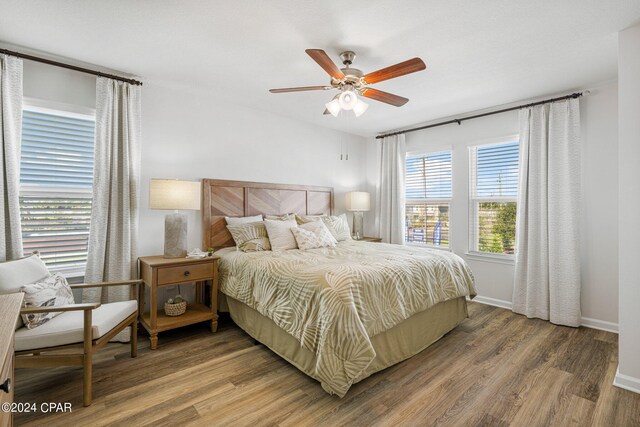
top-left (83, 309), bottom-right (93, 407)
top-left (131, 319), bottom-right (138, 358)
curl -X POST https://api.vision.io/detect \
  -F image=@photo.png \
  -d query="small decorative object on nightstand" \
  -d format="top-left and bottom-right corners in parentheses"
top-left (149, 179), bottom-right (201, 258)
top-left (357, 236), bottom-right (382, 243)
top-left (346, 191), bottom-right (370, 240)
top-left (138, 255), bottom-right (219, 349)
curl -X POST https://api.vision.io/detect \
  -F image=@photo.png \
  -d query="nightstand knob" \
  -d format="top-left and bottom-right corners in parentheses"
top-left (184, 270), bottom-right (190, 277)
top-left (0, 378), bottom-right (10, 393)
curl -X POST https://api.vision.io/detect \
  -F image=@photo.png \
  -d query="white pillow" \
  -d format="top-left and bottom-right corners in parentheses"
top-left (0, 254), bottom-right (51, 330)
top-left (322, 214), bottom-right (352, 242)
top-left (21, 273), bottom-right (75, 329)
top-left (291, 221), bottom-right (337, 250)
top-left (225, 215), bottom-right (263, 225)
top-left (264, 219), bottom-right (298, 251)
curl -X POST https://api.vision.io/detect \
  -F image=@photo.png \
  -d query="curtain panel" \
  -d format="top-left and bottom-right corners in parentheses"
top-left (513, 98), bottom-right (581, 327)
top-left (84, 77), bottom-right (141, 341)
top-left (375, 134), bottom-right (406, 244)
top-left (0, 54), bottom-right (24, 262)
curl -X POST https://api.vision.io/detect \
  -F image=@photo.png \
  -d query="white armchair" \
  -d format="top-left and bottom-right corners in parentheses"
top-left (0, 254), bottom-right (141, 406)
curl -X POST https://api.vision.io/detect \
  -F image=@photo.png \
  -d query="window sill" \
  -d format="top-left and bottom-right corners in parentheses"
top-left (464, 251), bottom-right (515, 265)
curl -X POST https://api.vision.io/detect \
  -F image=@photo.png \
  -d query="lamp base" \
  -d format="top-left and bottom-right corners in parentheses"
top-left (164, 212), bottom-right (187, 258)
top-left (352, 211), bottom-right (364, 240)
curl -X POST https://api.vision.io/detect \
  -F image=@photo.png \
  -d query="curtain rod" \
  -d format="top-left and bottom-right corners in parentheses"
top-left (375, 91), bottom-right (584, 139)
top-left (0, 47), bottom-right (143, 86)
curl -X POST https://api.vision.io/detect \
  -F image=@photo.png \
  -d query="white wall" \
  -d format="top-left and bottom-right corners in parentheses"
top-left (616, 23), bottom-right (640, 392)
top-left (365, 82), bottom-right (620, 327)
top-left (138, 82), bottom-right (368, 256)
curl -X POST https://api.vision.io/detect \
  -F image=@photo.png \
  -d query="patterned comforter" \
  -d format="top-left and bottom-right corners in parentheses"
top-left (218, 241), bottom-right (476, 397)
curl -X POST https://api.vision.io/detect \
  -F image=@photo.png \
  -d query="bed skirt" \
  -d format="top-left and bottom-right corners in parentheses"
top-left (224, 295), bottom-right (468, 395)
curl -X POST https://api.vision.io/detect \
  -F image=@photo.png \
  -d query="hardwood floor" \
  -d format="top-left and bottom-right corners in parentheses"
top-left (13, 302), bottom-right (640, 426)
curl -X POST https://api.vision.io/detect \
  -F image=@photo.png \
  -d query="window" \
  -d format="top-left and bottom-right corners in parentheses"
top-left (469, 140), bottom-right (519, 255)
top-left (405, 150), bottom-right (452, 247)
top-left (20, 104), bottom-right (96, 276)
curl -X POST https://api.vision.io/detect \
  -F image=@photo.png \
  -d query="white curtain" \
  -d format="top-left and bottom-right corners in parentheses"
top-left (0, 55), bottom-right (24, 262)
top-left (512, 98), bottom-right (581, 327)
top-left (84, 78), bottom-right (141, 340)
top-left (375, 134), bottom-right (406, 244)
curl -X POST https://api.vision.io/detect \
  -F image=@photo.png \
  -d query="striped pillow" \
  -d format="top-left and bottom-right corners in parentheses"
top-left (227, 221), bottom-right (271, 252)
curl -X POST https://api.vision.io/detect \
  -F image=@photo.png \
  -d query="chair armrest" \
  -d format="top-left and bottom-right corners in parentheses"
top-left (69, 279), bottom-right (143, 289)
top-left (20, 302), bottom-right (101, 315)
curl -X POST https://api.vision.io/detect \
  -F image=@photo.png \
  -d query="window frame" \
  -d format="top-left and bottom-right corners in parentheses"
top-left (20, 98), bottom-right (96, 278)
top-left (467, 135), bottom-right (519, 259)
top-left (404, 147), bottom-right (453, 250)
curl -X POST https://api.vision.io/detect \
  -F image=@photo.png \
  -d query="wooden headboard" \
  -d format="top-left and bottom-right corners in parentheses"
top-left (202, 179), bottom-right (334, 250)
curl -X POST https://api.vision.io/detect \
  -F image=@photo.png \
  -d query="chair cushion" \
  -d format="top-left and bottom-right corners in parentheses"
top-left (0, 254), bottom-right (51, 329)
top-left (15, 300), bottom-right (137, 351)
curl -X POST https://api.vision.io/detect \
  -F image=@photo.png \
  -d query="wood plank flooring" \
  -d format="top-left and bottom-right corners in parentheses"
top-left (13, 302), bottom-right (640, 426)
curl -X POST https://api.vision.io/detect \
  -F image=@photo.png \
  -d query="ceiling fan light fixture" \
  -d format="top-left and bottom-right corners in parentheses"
top-left (325, 98), bottom-right (341, 117)
top-left (338, 90), bottom-right (358, 110)
top-left (353, 99), bottom-right (369, 117)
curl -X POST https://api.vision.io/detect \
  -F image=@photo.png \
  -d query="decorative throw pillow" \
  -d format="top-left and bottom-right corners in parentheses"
top-left (264, 219), bottom-right (298, 251)
top-left (227, 221), bottom-right (272, 252)
top-left (291, 221), bottom-right (337, 250)
top-left (20, 273), bottom-right (75, 329)
top-left (321, 214), bottom-right (352, 242)
top-left (225, 215), bottom-right (263, 225)
top-left (295, 214), bottom-right (327, 225)
top-left (264, 213), bottom-right (295, 221)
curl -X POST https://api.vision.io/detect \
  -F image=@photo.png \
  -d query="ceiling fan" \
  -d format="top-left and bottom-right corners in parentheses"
top-left (269, 49), bottom-right (426, 117)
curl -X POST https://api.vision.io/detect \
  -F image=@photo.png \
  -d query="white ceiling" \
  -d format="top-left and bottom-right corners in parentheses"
top-left (1, 1), bottom-right (639, 137)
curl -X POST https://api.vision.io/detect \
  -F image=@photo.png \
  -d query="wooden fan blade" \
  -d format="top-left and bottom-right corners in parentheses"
top-left (305, 49), bottom-right (345, 79)
top-left (363, 58), bottom-right (426, 84)
top-left (323, 109), bottom-right (330, 115)
top-left (269, 86), bottom-right (332, 93)
top-left (361, 88), bottom-right (409, 107)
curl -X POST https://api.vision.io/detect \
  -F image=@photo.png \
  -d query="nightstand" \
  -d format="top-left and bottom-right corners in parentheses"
top-left (355, 236), bottom-right (383, 243)
top-left (138, 255), bottom-right (219, 350)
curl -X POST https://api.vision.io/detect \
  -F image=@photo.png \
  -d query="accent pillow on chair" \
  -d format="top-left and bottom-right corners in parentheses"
top-left (20, 272), bottom-right (75, 329)
top-left (0, 254), bottom-right (51, 329)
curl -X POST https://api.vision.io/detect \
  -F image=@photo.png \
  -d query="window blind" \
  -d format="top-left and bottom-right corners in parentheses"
top-left (472, 141), bottom-right (519, 198)
top-left (20, 108), bottom-right (95, 276)
top-left (406, 151), bottom-right (452, 200)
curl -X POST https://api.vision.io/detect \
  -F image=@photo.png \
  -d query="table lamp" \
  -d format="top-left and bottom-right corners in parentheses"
top-left (346, 191), bottom-right (370, 240)
top-left (149, 179), bottom-right (201, 258)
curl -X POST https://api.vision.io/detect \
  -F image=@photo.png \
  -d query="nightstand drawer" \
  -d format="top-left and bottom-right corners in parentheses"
top-left (157, 262), bottom-right (214, 285)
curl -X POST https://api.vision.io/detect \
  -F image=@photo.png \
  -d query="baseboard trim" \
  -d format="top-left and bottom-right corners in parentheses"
top-left (469, 295), bottom-right (513, 310)
top-left (614, 367), bottom-right (640, 394)
top-left (469, 295), bottom-right (619, 333)
top-left (580, 317), bottom-right (619, 333)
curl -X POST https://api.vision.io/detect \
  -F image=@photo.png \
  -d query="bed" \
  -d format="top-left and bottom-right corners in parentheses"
top-left (203, 179), bottom-right (476, 397)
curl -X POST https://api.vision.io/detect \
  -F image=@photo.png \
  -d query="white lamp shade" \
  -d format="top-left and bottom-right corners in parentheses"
top-left (353, 99), bottom-right (369, 117)
top-left (325, 98), bottom-right (341, 117)
top-left (346, 191), bottom-right (371, 211)
top-left (338, 91), bottom-right (358, 110)
top-left (149, 179), bottom-right (201, 210)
